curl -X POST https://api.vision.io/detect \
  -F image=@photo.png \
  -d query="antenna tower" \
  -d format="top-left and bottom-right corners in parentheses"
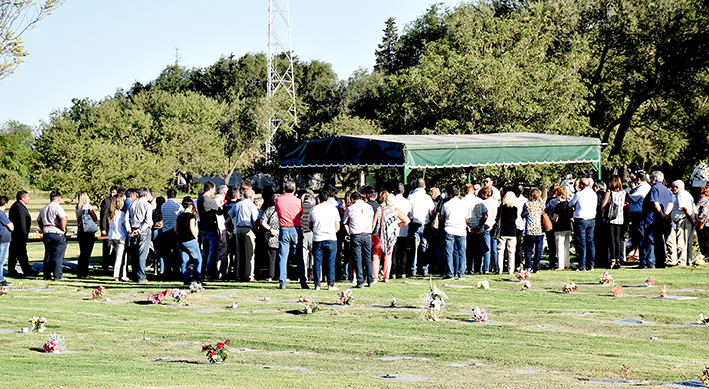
top-left (267, 0), bottom-right (297, 155)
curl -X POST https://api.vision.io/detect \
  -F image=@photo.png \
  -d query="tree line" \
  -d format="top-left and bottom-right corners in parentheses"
top-left (1, 0), bottom-right (707, 199)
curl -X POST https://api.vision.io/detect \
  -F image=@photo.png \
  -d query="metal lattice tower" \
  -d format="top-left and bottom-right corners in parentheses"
top-left (267, 0), bottom-right (297, 155)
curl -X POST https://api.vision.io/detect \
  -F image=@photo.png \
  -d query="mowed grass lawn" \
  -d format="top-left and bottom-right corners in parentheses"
top-left (4, 194), bottom-right (708, 388)
top-left (1, 266), bottom-right (708, 389)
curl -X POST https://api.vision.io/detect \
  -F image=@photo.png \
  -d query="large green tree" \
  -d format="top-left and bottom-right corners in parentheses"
top-left (32, 90), bottom-right (225, 200)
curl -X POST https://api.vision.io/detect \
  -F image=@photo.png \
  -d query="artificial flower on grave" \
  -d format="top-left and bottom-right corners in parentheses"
top-left (661, 285), bottom-right (668, 298)
top-left (170, 288), bottom-right (188, 305)
top-left (521, 280), bottom-right (531, 290)
top-left (297, 294), bottom-right (309, 303)
top-left (202, 339), bottom-right (231, 363)
top-left (611, 284), bottom-right (624, 297)
top-left (598, 271), bottom-right (614, 285)
top-left (303, 301), bottom-right (322, 314)
top-left (691, 255), bottom-right (706, 271)
top-left (30, 316), bottom-right (47, 332)
top-left (697, 313), bottom-right (709, 324)
top-left (477, 280), bottom-right (489, 290)
top-left (424, 283), bottom-right (448, 321)
top-left (337, 290), bottom-right (354, 305)
top-left (42, 332), bottom-right (67, 353)
top-left (516, 268), bottom-right (531, 281)
top-left (147, 290), bottom-right (166, 304)
top-left (644, 277), bottom-right (654, 286)
top-left (473, 307), bottom-right (488, 322)
top-left (700, 366), bottom-right (709, 388)
top-left (390, 297), bottom-right (397, 307)
top-left (189, 281), bottom-right (203, 294)
top-left (0, 286), bottom-right (8, 296)
top-left (562, 281), bottom-right (577, 294)
top-left (92, 285), bottom-right (105, 300)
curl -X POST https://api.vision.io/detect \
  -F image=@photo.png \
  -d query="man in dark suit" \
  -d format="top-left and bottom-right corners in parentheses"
top-left (100, 186), bottom-right (118, 271)
top-left (8, 191), bottom-right (37, 277)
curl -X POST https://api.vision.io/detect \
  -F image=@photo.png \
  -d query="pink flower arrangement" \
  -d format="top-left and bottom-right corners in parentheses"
top-left (473, 307), bottom-right (488, 322)
top-left (43, 339), bottom-right (58, 353)
top-left (337, 290), bottom-right (354, 305)
top-left (521, 280), bottom-right (531, 290)
top-left (598, 271), bottom-right (614, 285)
top-left (661, 285), bottom-right (668, 298)
top-left (562, 282), bottom-right (577, 293)
top-left (644, 277), bottom-right (653, 286)
top-left (92, 285), bottom-right (105, 300)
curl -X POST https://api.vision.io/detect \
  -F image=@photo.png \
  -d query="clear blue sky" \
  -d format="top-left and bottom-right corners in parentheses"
top-left (0, 0), bottom-right (450, 126)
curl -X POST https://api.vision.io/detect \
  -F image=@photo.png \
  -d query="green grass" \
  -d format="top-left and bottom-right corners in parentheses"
top-left (1, 266), bottom-right (708, 388)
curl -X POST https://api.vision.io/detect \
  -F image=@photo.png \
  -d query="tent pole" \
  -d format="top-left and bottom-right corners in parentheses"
top-left (592, 161), bottom-right (602, 180)
top-left (403, 166), bottom-right (410, 185)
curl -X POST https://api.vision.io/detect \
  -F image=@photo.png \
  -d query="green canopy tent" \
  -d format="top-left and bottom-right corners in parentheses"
top-left (279, 133), bottom-right (602, 184)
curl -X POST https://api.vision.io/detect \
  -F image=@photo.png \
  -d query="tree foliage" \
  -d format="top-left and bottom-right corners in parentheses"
top-left (0, 0), bottom-right (65, 80)
top-left (0, 120), bottom-right (35, 180)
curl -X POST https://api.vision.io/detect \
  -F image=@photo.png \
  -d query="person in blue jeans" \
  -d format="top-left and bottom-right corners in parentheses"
top-left (196, 181), bottom-right (222, 280)
top-left (640, 171), bottom-right (673, 269)
top-left (175, 198), bottom-right (202, 285)
top-left (309, 190), bottom-right (341, 290)
top-left (0, 196), bottom-right (14, 287)
top-left (440, 184), bottom-right (468, 279)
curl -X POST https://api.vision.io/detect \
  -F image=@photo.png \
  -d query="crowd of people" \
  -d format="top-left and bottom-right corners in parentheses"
top-left (0, 169), bottom-right (706, 289)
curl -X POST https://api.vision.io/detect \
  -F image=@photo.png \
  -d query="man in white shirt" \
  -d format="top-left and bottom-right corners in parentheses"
top-left (441, 184), bottom-right (468, 279)
top-left (392, 183), bottom-right (411, 279)
top-left (668, 180), bottom-right (695, 266)
top-left (569, 177), bottom-right (598, 271)
top-left (343, 191), bottom-right (375, 288)
top-left (407, 179), bottom-right (434, 277)
top-left (309, 190), bottom-right (341, 290)
top-left (512, 184), bottom-right (528, 271)
top-left (37, 191), bottom-right (67, 281)
top-left (229, 189), bottom-right (260, 282)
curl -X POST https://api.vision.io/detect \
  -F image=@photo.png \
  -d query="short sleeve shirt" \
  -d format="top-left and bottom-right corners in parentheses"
top-left (38, 202), bottom-right (67, 234)
top-left (442, 197), bottom-right (468, 237)
top-left (309, 203), bottom-right (341, 242)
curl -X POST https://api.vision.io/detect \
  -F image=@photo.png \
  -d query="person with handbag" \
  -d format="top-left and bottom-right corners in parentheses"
top-left (695, 186), bottom-right (709, 256)
top-left (521, 188), bottom-right (545, 273)
top-left (552, 187), bottom-right (574, 270)
top-left (372, 192), bottom-right (410, 282)
top-left (75, 191), bottom-right (99, 279)
top-left (601, 176), bottom-right (627, 269)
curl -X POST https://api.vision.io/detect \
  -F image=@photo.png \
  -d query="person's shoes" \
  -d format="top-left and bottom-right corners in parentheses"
top-left (575, 268), bottom-right (585, 271)
top-left (328, 286), bottom-right (338, 291)
top-left (587, 267), bottom-right (594, 271)
top-left (383, 279), bottom-right (389, 283)
top-left (279, 286), bottom-right (286, 290)
top-left (633, 265), bottom-right (646, 269)
top-left (442, 277), bottom-right (454, 280)
top-left (115, 278), bottom-right (121, 282)
top-left (266, 278), bottom-right (273, 282)
top-left (138, 279), bottom-right (151, 284)
top-left (0, 280), bottom-right (11, 286)
top-left (365, 283), bottom-right (372, 287)
top-left (315, 286), bottom-right (321, 290)
top-left (355, 284), bottom-right (364, 289)
top-left (249, 277), bottom-right (256, 282)
top-left (56, 277), bottom-right (69, 281)
top-left (83, 275), bottom-right (94, 280)
top-left (301, 284), bottom-right (310, 289)
top-left (390, 275), bottom-right (396, 280)
top-left (120, 277), bottom-right (130, 282)
top-left (646, 265), bottom-right (656, 269)
top-left (458, 276), bottom-right (466, 280)
top-left (401, 274), bottom-right (407, 279)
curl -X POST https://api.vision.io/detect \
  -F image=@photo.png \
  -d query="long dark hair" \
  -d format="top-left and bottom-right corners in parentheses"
top-left (262, 185), bottom-right (276, 209)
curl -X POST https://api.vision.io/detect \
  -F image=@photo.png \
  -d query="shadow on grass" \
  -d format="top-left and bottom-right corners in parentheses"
top-left (153, 359), bottom-right (202, 364)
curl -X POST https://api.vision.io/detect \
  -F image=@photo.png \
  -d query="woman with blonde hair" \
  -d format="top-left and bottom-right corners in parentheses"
top-left (75, 191), bottom-right (98, 279)
top-left (108, 195), bottom-right (130, 281)
top-left (522, 188), bottom-right (544, 272)
top-left (496, 191), bottom-right (518, 274)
